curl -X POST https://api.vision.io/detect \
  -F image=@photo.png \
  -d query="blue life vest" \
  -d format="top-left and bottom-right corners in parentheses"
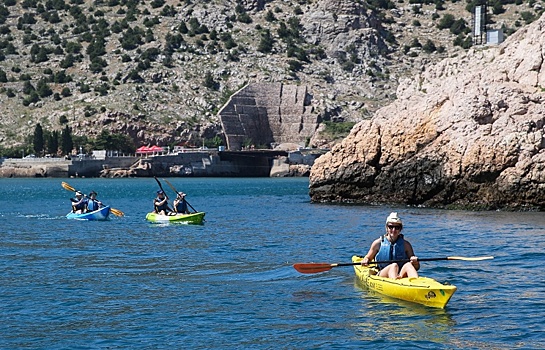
top-left (376, 234), bottom-right (407, 270)
top-left (175, 200), bottom-right (188, 214)
top-left (87, 199), bottom-right (99, 212)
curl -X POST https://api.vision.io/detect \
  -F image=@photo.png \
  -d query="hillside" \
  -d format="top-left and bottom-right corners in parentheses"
top-left (0, 0), bottom-right (542, 155)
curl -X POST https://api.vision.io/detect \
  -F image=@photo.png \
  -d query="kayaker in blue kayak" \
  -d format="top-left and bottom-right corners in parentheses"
top-left (360, 212), bottom-right (420, 279)
top-left (70, 191), bottom-right (88, 214)
top-left (173, 192), bottom-right (190, 214)
top-left (86, 191), bottom-right (103, 212)
top-left (154, 190), bottom-right (172, 215)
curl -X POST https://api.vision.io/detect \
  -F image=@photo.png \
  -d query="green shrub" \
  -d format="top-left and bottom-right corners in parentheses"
top-left (203, 71), bottom-right (219, 90)
top-left (265, 10), bottom-right (276, 22)
top-left (422, 39), bottom-right (437, 53)
top-left (238, 13), bottom-right (252, 23)
top-left (79, 83), bottom-right (91, 93)
top-left (257, 29), bottom-right (274, 53)
top-left (287, 59), bottom-right (303, 72)
top-left (437, 13), bottom-right (455, 29)
top-left (60, 87), bottom-right (70, 97)
top-left (322, 121), bottom-right (356, 138)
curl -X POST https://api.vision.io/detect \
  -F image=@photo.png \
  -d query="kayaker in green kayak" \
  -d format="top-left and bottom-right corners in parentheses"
top-left (360, 212), bottom-right (420, 279)
top-left (153, 190), bottom-right (172, 215)
top-left (173, 192), bottom-right (190, 214)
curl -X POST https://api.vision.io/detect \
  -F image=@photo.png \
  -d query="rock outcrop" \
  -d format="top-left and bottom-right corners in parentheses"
top-left (99, 158), bottom-right (152, 178)
top-left (0, 159), bottom-right (69, 177)
top-left (309, 13), bottom-right (545, 210)
top-left (0, 166), bottom-right (47, 178)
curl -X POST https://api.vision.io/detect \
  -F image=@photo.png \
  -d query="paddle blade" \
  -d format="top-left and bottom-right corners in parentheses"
top-left (154, 176), bottom-right (164, 191)
top-left (164, 178), bottom-right (178, 193)
top-left (110, 208), bottom-right (124, 217)
top-left (61, 181), bottom-right (75, 192)
top-left (293, 263), bottom-right (334, 274)
top-left (447, 256), bottom-right (494, 261)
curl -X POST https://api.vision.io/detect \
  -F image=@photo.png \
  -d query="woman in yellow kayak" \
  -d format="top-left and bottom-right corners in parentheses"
top-left (360, 212), bottom-right (420, 279)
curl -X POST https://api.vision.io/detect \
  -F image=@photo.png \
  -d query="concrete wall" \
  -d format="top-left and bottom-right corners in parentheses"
top-left (0, 150), bottom-right (321, 178)
top-left (219, 83), bottom-right (319, 151)
top-left (69, 157), bottom-right (138, 177)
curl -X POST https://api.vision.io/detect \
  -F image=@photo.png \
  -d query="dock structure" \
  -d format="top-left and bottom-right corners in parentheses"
top-left (0, 149), bottom-right (323, 178)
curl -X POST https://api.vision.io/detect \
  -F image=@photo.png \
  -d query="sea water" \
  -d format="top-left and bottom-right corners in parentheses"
top-left (0, 177), bottom-right (543, 349)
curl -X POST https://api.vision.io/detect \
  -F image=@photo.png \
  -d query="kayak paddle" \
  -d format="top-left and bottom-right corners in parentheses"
top-left (163, 178), bottom-right (198, 213)
top-left (293, 256), bottom-right (495, 274)
top-left (154, 176), bottom-right (168, 198)
top-left (61, 182), bottom-right (124, 217)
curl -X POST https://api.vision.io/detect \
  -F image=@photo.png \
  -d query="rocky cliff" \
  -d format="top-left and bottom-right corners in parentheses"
top-left (309, 12), bottom-right (545, 210)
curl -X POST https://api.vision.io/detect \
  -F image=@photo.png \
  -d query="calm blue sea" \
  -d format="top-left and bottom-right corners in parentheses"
top-left (0, 177), bottom-right (543, 349)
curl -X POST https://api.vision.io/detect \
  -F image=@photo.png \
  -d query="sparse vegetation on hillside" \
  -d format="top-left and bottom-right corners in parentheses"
top-left (0, 0), bottom-right (543, 156)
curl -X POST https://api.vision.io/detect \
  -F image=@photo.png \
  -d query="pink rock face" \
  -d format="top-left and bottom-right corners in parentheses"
top-left (309, 13), bottom-right (545, 210)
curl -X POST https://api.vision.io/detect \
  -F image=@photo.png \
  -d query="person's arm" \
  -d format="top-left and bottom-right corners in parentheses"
top-left (71, 198), bottom-right (79, 212)
top-left (362, 238), bottom-right (380, 265)
top-left (405, 241), bottom-right (420, 271)
top-left (72, 198), bottom-right (85, 206)
top-left (72, 197), bottom-right (85, 212)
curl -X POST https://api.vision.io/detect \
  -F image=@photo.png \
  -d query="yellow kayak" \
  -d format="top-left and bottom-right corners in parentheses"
top-left (352, 255), bottom-right (457, 308)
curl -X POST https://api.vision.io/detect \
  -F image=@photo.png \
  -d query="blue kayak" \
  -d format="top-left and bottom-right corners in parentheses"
top-left (66, 206), bottom-right (111, 221)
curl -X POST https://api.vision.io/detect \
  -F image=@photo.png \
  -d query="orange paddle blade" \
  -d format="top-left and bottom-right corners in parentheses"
top-left (110, 208), bottom-right (124, 217)
top-left (293, 263), bottom-right (335, 274)
top-left (61, 182), bottom-right (76, 192)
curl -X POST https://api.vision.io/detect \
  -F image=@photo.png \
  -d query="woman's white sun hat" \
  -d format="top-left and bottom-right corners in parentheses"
top-left (386, 212), bottom-right (403, 227)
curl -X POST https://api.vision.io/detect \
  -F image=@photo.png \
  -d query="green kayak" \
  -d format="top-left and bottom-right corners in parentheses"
top-left (145, 212), bottom-right (205, 224)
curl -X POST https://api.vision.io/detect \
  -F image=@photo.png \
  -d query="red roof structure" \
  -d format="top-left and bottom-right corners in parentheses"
top-left (148, 145), bottom-right (164, 152)
top-left (136, 146), bottom-right (151, 154)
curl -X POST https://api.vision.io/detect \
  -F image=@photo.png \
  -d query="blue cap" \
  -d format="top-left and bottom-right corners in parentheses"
top-left (157, 190), bottom-right (164, 194)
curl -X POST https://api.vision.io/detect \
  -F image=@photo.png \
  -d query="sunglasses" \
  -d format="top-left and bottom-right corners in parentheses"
top-left (387, 225), bottom-right (402, 230)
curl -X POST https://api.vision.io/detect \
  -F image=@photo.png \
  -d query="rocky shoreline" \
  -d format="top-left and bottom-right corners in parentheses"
top-left (309, 13), bottom-right (545, 211)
